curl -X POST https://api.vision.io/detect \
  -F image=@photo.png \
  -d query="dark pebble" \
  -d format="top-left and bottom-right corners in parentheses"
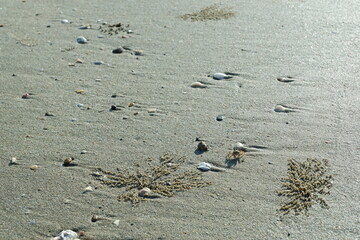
top-left (216, 115), bottom-right (224, 121)
top-left (112, 48), bottom-right (124, 54)
top-left (111, 94), bottom-right (117, 98)
top-left (110, 105), bottom-right (119, 111)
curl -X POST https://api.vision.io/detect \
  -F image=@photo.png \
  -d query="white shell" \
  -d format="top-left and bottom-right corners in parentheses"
top-left (113, 219), bottom-right (120, 226)
top-left (76, 36), bottom-right (87, 44)
top-left (138, 187), bottom-right (151, 197)
top-left (53, 230), bottom-right (79, 240)
top-left (274, 105), bottom-right (293, 113)
top-left (197, 162), bottom-right (212, 171)
top-left (10, 157), bottom-right (20, 165)
top-left (213, 73), bottom-right (232, 80)
top-left (61, 19), bottom-right (69, 24)
top-left (233, 142), bottom-right (246, 151)
top-left (191, 82), bottom-right (207, 88)
top-left (83, 186), bottom-right (94, 193)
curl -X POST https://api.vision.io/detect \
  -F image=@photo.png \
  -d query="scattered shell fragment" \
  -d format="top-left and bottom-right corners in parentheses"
top-left (134, 49), bottom-right (144, 56)
top-left (233, 142), bottom-right (246, 151)
top-left (61, 19), bottom-right (69, 24)
top-left (147, 108), bottom-right (157, 113)
top-left (9, 157), bottom-right (20, 165)
top-left (80, 150), bottom-right (87, 154)
top-left (63, 157), bottom-right (74, 167)
top-left (52, 229), bottom-right (79, 240)
top-left (30, 165), bottom-right (38, 170)
top-left (112, 48), bottom-right (124, 54)
top-left (75, 58), bottom-right (83, 63)
top-left (75, 89), bottom-right (85, 94)
top-left (197, 162), bottom-right (224, 172)
top-left (83, 186), bottom-right (94, 193)
top-left (277, 76), bottom-right (295, 83)
top-left (76, 36), bottom-right (87, 44)
top-left (191, 82), bottom-right (207, 88)
top-left (91, 215), bottom-right (111, 222)
top-left (113, 219), bottom-right (120, 226)
top-left (138, 187), bottom-right (151, 197)
top-left (274, 105), bottom-right (295, 113)
top-left (197, 141), bottom-right (208, 151)
top-left (213, 72), bottom-right (233, 80)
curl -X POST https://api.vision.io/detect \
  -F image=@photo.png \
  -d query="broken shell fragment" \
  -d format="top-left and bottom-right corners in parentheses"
top-left (9, 157), bottom-right (20, 165)
top-left (197, 162), bottom-right (211, 171)
top-left (233, 142), bottom-right (246, 151)
top-left (197, 141), bottom-right (208, 151)
top-left (138, 187), bottom-right (151, 197)
top-left (52, 229), bottom-right (79, 240)
top-left (191, 82), bottom-right (207, 88)
top-left (30, 165), bottom-right (38, 170)
top-left (83, 186), bottom-right (94, 193)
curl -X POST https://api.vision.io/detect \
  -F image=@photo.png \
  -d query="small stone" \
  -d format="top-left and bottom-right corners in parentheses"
top-left (75, 58), bottom-right (83, 63)
top-left (22, 93), bottom-right (29, 99)
top-left (147, 108), bottom-right (157, 113)
top-left (76, 36), bottom-right (87, 44)
top-left (79, 24), bottom-right (91, 29)
top-left (197, 141), bottom-right (208, 151)
top-left (45, 112), bottom-right (54, 117)
top-left (113, 220), bottom-right (120, 226)
top-left (94, 61), bottom-right (104, 65)
top-left (112, 48), bottom-right (124, 54)
top-left (110, 105), bottom-right (120, 111)
top-left (191, 82), bottom-right (207, 88)
top-left (216, 115), bottom-right (224, 121)
top-left (9, 157), bottom-right (20, 165)
top-left (63, 157), bottom-right (74, 167)
top-left (75, 89), bottom-right (85, 94)
top-left (80, 150), bottom-right (87, 154)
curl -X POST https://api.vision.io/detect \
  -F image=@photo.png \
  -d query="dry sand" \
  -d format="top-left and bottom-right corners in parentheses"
top-left (1, 0), bottom-right (359, 239)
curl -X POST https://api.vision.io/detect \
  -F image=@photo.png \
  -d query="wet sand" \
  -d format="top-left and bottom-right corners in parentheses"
top-left (1, 0), bottom-right (359, 239)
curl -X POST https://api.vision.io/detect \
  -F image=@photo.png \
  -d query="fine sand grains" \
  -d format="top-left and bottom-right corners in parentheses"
top-left (178, 4), bottom-right (235, 21)
top-left (277, 158), bottom-right (333, 215)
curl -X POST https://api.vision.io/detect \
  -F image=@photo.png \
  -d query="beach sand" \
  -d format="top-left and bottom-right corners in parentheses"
top-left (1, 0), bottom-right (359, 239)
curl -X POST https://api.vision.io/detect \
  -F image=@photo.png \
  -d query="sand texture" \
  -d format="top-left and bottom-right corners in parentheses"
top-left (1, 0), bottom-right (360, 239)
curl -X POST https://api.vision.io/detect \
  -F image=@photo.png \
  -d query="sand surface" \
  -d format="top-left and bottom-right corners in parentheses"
top-left (1, 0), bottom-right (359, 239)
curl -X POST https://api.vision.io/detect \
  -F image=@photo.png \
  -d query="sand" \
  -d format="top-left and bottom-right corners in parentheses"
top-left (1, 0), bottom-right (359, 239)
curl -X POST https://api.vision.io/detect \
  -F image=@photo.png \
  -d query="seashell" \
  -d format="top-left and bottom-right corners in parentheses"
top-left (113, 219), bottom-right (120, 226)
top-left (197, 162), bottom-right (211, 171)
top-left (75, 89), bottom-right (84, 94)
top-left (9, 157), bottom-right (20, 165)
top-left (197, 141), bottom-right (208, 151)
top-left (213, 73), bottom-right (232, 80)
top-left (138, 187), bottom-right (151, 197)
top-left (75, 58), bottom-right (83, 63)
top-left (63, 157), bottom-right (74, 166)
top-left (79, 24), bottom-right (91, 29)
top-left (80, 150), bottom-right (87, 154)
top-left (30, 165), bottom-right (38, 170)
top-left (76, 36), bottom-right (87, 44)
top-left (94, 61), bottom-right (104, 65)
top-left (233, 142), bottom-right (246, 151)
top-left (134, 49), bottom-right (144, 56)
top-left (91, 215), bottom-right (111, 222)
top-left (147, 108), bottom-right (157, 113)
top-left (191, 82), bottom-right (207, 88)
top-left (277, 76), bottom-right (295, 83)
top-left (61, 19), bottom-right (69, 24)
top-left (59, 230), bottom-right (78, 240)
top-left (274, 104), bottom-right (294, 113)
top-left (83, 186), bottom-right (94, 193)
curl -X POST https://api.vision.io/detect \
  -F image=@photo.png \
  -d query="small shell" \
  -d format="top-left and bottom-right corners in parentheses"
top-left (113, 219), bottom-right (120, 226)
top-left (147, 108), bottom-right (157, 113)
top-left (9, 157), bottom-right (20, 165)
top-left (61, 19), bottom-right (69, 24)
top-left (197, 162), bottom-right (211, 171)
top-left (30, 165), bottom-right (38, 170)
top-left (63, 157), bottom-right (74, 166)
top-left (94, 61), bottom-right (104, 65)
top-left (213, 73), bottom-right (232, 80)
top-left (197, 141), bottom-right (208, 151)
top-left (191, 82), bottom-right (207, 88)
top-left (134, 49), bottom-right (144, 56)
top-left (75, 89), bottom-right (85, 94)
top-left (138, 187), bottom-right (151, 197)
top-left (83, 186), bottom-right (94, 193)
top-left (75, 58), bottom-right (83, 63)
top-left (76, 36), bottom-right (87, 44)
top-left (274, 105), bottom-right (294, 113)
top-left (59, 230), bottom-right (78, 239)
top-left (233, 142), bottom-right (246, 151)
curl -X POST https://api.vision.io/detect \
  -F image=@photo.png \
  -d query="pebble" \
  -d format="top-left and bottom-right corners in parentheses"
top-left (197, 141), bottom-right (208, 151)
top-left (61, 19), bottom-right (69, 24)
top-left (113, 220), bottom-right (120, 226)
top-left (216, 115), bottom-right (224, 121)
top-left (45, 112), bottom-right (55, 117)
top-left (75, 58), bottom-right (83, 63)
top-left (190, 82), bottom-right (207, 88)
top-left (110, 105), bottom-right (120, 111)
top-left (134, 49), bottom-right (144, 56)
top-left (112, 48), bottom-right (124, 54)
top-left (63, 157), bottom-right (74, 167)
top-left (80, 150), bottom-right (87, 154)
top-left (79, 24), bottom-right (91, 29)
top-left (76, 103), bottom-right (84, 108)
top-left (76, 36), bottom-right (87, 44)
top-left (147, 108), bottom-right (157, 113)
top-left (94, 61), bottom-right (104, 65)
top-left (22, 93), bottom-right (29, 99)
top-left (213, 73), bottom-right (233, 80)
